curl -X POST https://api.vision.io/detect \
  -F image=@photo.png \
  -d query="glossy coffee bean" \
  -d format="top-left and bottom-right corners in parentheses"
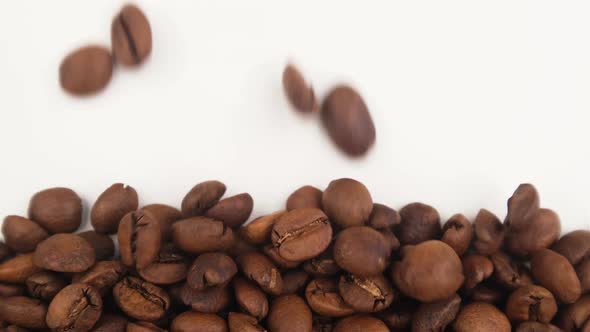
top-left (139, 243), bottom-right (188, 285)
top-left (113, 276), bottom-right (170, 321)
top-left (338, 274), bottom-right (393, 312)
top-left (531, 249), bottom-right (581, 304)
top-left (558, 295), bottom-right (590, 332)
top-left (237, 252), bottom-right (283, 296)
top-left (59, 46), bottom-right (113, 95)
top-left (180, 283), bottom-right (231, 313)
top-left (28, 187), bottom-right (82, 233)
top-left (282, 64), bottom-right (318, 113)
top-left (398, 202), bottom-right (441, 245)
top-left (0, 241), bottom-right (12, 261)
top-left (322, 178), bottom-right (372, 228)
top-left (0, 253), bottom-right (43, 283)
top-left (553, 230), bottom-right (590, 265)
top-left (334, 226), bottom-right (389, 276)
top-left (239, 210), bottom-right (286, 245)
top-left (268, 295), bottom-right (313, 332)
top-left (2, 216), bottom-right (49, 253)
top-left (91, 183), bottom-right (138, 234)
top-left (412, 294), bottom-right (461, 332)
top-left (72, 260), bottom-right (126, 295)
top-left (187, 252), bottom-right (237, 290)
top-left (172, 217), bottom-right (234, 254)
top-left (462, 254), bottom-right (494, 290)
top-left (505, 183), bottom-right (540, 230)
top-left (286, 186), bottom-right (323, 211)
top-left (141, 204), bottom-right (182, 241)
top-left (303, 244), bottom-right (341, 276)
top-left (367, 203), bottom-right (400, 230)
top-left (0, 283), bottom-right (25, 297)
top-left (333, 315), bottom-right (388, 332)
top-left (441, 213), bottom-right (472, 256)
top-left (181, 180), bottom-right (226, 217)
top-left (305, 278), bottom-right (355, 317)
top-left (281, 270), bottom-right (310, 295)
top-left (506, 285), bottom-right (557, 323)
top-left (112, 4), bottom-right (152, 66)
top-left (263, 244), bottom-right (302, 269)
top-left (205, 193), bottom-right (254, 228)
top-left (271, 208), bottom-right (332, 262)
top-left (33, 233), bottom-right (95, 272)
top-left (171, 312), bottom-right (227, 332)
top-left (91, 314), bottom-right (128, 332)
top-left (392, 240), bottom-right (464, 302)
top-left (505, 208), bottom-right (561, 257)
top-left (25, 271), bottom-right (66, 301)
top-left (321, 85), bottom-right (376, 157)
top-left (233, 277), bottom-right (269, 320)
top-left (127, 321), bottom-right (167, 332)
top-left (516, 322), bottom-right (563, 332)
top-left (118, 210), bottom-right (161, 269)
top-left (78, 230), bottom-right (115, 261)
top-left (454, 302), bottom-right (511, 332)
top-left (0, 296), bottom-right (48, 329)
top-left (473, 208), bottom-right (505, 255)
top-left (490, 251), bottom-right (532, 289)
top-left (228, 312), bottom-right (265, 332)
top-left (46, 284), bottom-right (103, 332)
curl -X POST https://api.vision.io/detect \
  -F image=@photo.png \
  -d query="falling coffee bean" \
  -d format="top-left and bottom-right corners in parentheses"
top-left (282, 64), bottom-right (318, 113)
top-left (59, 46), bottom-right (113, 96)
top-left (91, 183), bottom-right (138, 234)
top-left (111, 4), bottom-right (152, 66)
top-left (46, 283), bottom-right (103, 332)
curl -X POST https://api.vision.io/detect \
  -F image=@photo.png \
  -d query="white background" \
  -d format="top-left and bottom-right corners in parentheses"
top-left (0, 0), bottom-right (589, 235)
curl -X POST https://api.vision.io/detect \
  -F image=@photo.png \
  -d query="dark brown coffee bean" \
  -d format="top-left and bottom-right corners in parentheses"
top-left (172, 217), bottom-right (234, 254)
top-left (91, 314), bottom-right (128, 332)
top-left (490, 251), bottom-right (532, 289)
top-left (46, 284), bottom-right (102, 332)
top-left (282, 64), bottom-right (318, 113)
top-left (171, 312), bottom-right (227, 332)
top-left (72, 260), bottom-right (126, 296)
top-left (368, 203), bottom-right (400, 230)
top-left (558, 294), bottom-right (590, 332)
top-left (187, 252), bottom-right (237, 290)
top-left (305, 278), bottom-right (355, 317)
top-left (111, 4), bottom-right (152, 66)
top-left (0, 241), bottom-right (13, 261)
top-left (398, 202), bottom-right (441, 245)
top-left (271, 208), bottom-right (332, 262)
top-left (378, 304), bottom-right (415, 330)
top-left (25, 271), bottom-right (66, 301)
top-left (473, 208), bottom-right (505, 255)
top-left (28, 187), bottom-right (82, 233)
top-left (239, 211), bottom-right (286, 245)
top-left (281, 270), bottom-right (310, 295)
top-left (268, 295), bottom-right (313, 332)
top-left (441, 213), bottom-right (473, 256)
top-left (516, 322), bottom-right (563, 332)
top-left (287, 186), bottom-right (323, 211)
top-left (0, 283), bottom-right (25, 297)
top-left (303, 244), bottom-right (341, 276)
top-left (333, 315), bottom-right (388, 332)
top-left (33, 233), bottom-right (95, 272)
top-left (462, 254), bottom-right (494, 290)
top-left (78, 230), bottom-right (115, 261)
top-left (338, 274), bottom-right (393, 312)
top-left (263, 244), bottom-right (302, 269)
top-left (506, 183), bottom-right (540, 231)
top-left (577, 258), bottom-right (590, 294)
top-left (118, 210), bottom-right (161, 269)
top-left (453, 302), bottom-right (511, 332)
top-left (553, 230), bottom-right (590, 265)
top-left (506, 208), bottom-right (561, 257)
top-left (392, 240), bottom-right (464, 302)
top-left (2, 216), bottom-right (49, 253)
top-left (334, 226), bottom-right (389, 276)
top-left (470, 284), bottom-right (507, 304)
top-left (59, 46), bottom-right (113, 95)
top-left (0, 296), bottom-right (48, 329)
top-left (322, 178), bottom-right (373, 228)
top-left (127, 321), bottom-right (167, 332)
top-left (506, 285), bottom-right (557, 323)
top-left (141, 204), bottom-right (182, 241)
top-left (138, 243), bottom-right (188, 285)
top-left (91, 183), bottom-right (138, 234)
top-left (113, 276), bottom-right (170, 321)
top-left (531, 249), bottom-right (581, 304)
top-left (228, 312), bottom-right (265, 332)
top-left (237, 251), bottom-right (283, 296)
top-left (181, 180), bottom-right (226, 217)
top-left (0, 254), bottom-right (43, 283)
top-left (180, 283), bottom-right (231, 313)
top-left (412, 294), bottom-right (461, 332)
top-left (321, 85), bottom-right (376, 157)
top-left (205, 193), bottom-right (254, 228)
top-left (233, 277), bottom-right (269, 320)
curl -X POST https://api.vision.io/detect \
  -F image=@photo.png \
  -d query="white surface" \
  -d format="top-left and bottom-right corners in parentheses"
top-left (0, 0), bottom-right (589, 235)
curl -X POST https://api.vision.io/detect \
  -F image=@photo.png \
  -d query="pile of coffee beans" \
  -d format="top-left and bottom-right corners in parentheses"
top-left (0, 180), bottom-right (589, 331)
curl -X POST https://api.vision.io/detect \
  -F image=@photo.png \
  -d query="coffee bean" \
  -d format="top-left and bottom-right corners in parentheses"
top-left (490, 251), bottom-right (532, 289)
top-left (506, 183), bottom-right (540, 230)
top-left (516, 322), bottom-right (563, 332)
top-left (531, 249), bottom-right (581, 304)
top-left (505, 208), bottom-right (561, 257)
top-left (226, 233), bottom-right (258, 258)
top-left (91, 314), bottom-right (128, 332)
top-left (0, 296), bottom-right (48, 329)
top-left (282, 64), bottom-right (318, 113)
top-left (111, 4), bottom-right (152, 66)
top-left (268, 295), bottom-right (313, 332)
top-left (139, 243), bottom-right (188, 285)
top-left (237, 251), bottom-right (283, 296)
top-left (470, 284), bottom-right (507, 304)
top-left (118, 210), bottom-right (161, 269)
top-left (392, 240), bottom-right (464, 302)
top-left (321, 85), bottom-right (376, 157)
top-left (378, 304), bottom-right (415, 330)
top-left (0, 253), bottom-right (43, 283)
top-left (305, 277), bottom-right (355, 317)
top-left (181, 180), bottom-right (226, 217)
top-left (553, 230), bottom-right (590, 265)
top-left (228, 312), bottom-right (265, 332)
top-left (91, 183), bottom-right (138, 234)
top-left (239, 211), bottom-right (286, 245)
top-left (127, 321), bottom-right (167, 332)
top-left (233, 276), bottom-right (269, 320)
top-left (312, 316), bottom-right (335, 332)
top-left (187, 252), bottom-right (237, 290)
top-left (333, 315), bottom-right (389, 332)
top-left (205, 193), bottom-right (254, 228)
top-left (441, 213), bottom-right (473, 256)
top-left (25, 271), bottom-right (66, 301)
top-left (322, 178), bottom-right (373, 228)
top-left (368, 203), bottom-right (400, 230)
top-left (28, 187), bottom-right (82, 233)
top-left (59, 46), bottom-right (113, 95)
top-left (113, 276), bottom-right (170, 321)
top-left (78, 230), bottom-right (115, 261)
top-left (46, 284), bottom-right (103, 332)
top-left (462, 254), bottom-right (494, 290)
top-left (557, 294), bottom-right (590, 332)
top-left (0, 241), bottom-right (13, 261)
top-left (286, 186), bottom-right (323, 211)
top-left (453, 302), bottom-right (511, 332)
top-left (33, 233), bottom-right (95, 272)
top-left (338, 274), bottom-right (393, 312)
top-left (576, 258), bottom-right (590, 294)
top-left (281, 270), bottom-right (310, 295)
top-left (1, 216), bottom-right (49, 253)
top-left (505, 285), bottom-right (557, 323)
top-left (263, 244), bottom-right (302, 269)
top-left (473, 208), bottom-right (505, 255)
top-left (334, 226), bottom-right (390, 276)
top-left (171, 312), bottom-right (227, 332)
top-left (172, 217), bottom-right (234, 254)
top-left (180, 282), bottom-right (231, 313)
top-left (0, 283), bottom-right (25, 297)
top-left (378, 228), bottom-right (401, 253)
top-left (141, 204), bottom-right (183, 241)
top-left (412, 294), bottom-right (461, 332)
top-left (72, 260), bottom-right (127, 296)
top-left (398, 202), bottom-right (441, 245)
top-left (303, 244), bottom-right (341, 276)
top-left (3, 325), bottom-right (30, 332)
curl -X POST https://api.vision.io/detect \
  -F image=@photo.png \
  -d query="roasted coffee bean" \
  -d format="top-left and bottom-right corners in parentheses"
top-left (0, 296), bottom-right (48, 329)
top-left (268, 295), bottom-right (313, 332)
top-left (0, 241), bottom-right (12, 261)
top-left (180, 283), bottom-right (231, 313)
top-left (0, 283), bottom-right (25, 297)
top-left (462, 254), bottom-right (494, 290)
top-left (91, 314), bottom-right (128, 332)
top-left (282, 64), bottom-right (318, 113)
top-left (321, 85), bottom-right (376, 157)
top-left (531, 249), bottom-right (581, 304)
top-left (141, 204), bottom-right (182, 241)
top-left (181, 180), bottom-right (226, 217)
top-left (553, 230), bottom-right (590, 265)
top-left (398, 202), bottom-right (441, 245)
top-left (187, 252), bottom-right (237, 290)
top-left (91, 183), bottom-right (138, 234)
top-left (303, 244), bottom-right (341, 276)
top-left (454, 302), bottom-right (511, 332)
top-left (271, 208), bottom-right (332, 262)
top-left (72, 260), bottom-right (127, 295)
top-left (506, 183), bottom-right (540, 230)
top-left (205, 193), bottom-right (254, 228)
top-left (228, 312), bottom-right (265, 332)
top-left (0, 253), bottom-right (43, 283)
top-left (3, 326), bottom-right (30, 332)
top-left (239, 211), bottom-right (286, 244)
top-left (171, 312), bottom-right (227, 332)
top-left (506, 208), bottom-right (561, 257)
top-left (305, 278), bottom-right (355, 317)
top-left (557, 294), bottom-right (590, 332)
top-left (441, 213), bottom-right (473, 256)
top-left (473, 208), bottom-right (505, 255)
top-left (28, 187), bottom-right (82, 233)
top-left (338, 274), bottom-right (393, 312)
top-left (312, 316), bottom-right (335, 332)
top-left (1, 215), bottom-right (49, 253)
top-left (139, 243), bottom-right (188, 285)
top-left (171, 217), bottom-right (234, 254)
top-left (378, 228), bottom-right (400, 253)
top-left (46, 284), bottom-right (103, 332)
top-left (577, 258), bottom-right (590, 294)
top-left (516, 322), bottom-right (563, 332)
top-left (113, 276), bottom-right (170, 321)
top-left (470, 284), bottom-right (507, 304)
top-left (59, 46), bottom-right (113, 95)
top-left (263, 244), bottom-right (302, 269)
top-left (112, 4), bottom-right (152, 66)
top-left (378, 304), bottom-right (415, 330)
top-left (25, 271), bottom-right (66, 301)
top-left (368, 203), bottom-right (400, 230)
top-left (490, 251), bottom-right (532, 289)
top-left (118, 210), bottom-right (161, 269)
top-left (334, 226), bottom-right (389, 276)
top-left (233, 277), bottom-right (269, 320)
top-left (322, 178), bottom-right (372, 228)
top-left (227, 234), bottom-right (258, 258)
top-left (33, 233), bottom-right (95, 272)
top-left (412, 294), bottom-right (461, 332)
top-left (332, 315), bottom-right (388, 332)
top-left (505, 285), bottom-right (557, 323)
top-left (78, 230), bottom-right (115, 261)
top-left (237, 252), bottom-right (283, 296)
top-left (281, 270), bottom-right (310, 295)
top-left (287, 186), bottom-right (323, 211)
top-left (392, 240), bottom-right (464, 302)
top-left (127, 321), bottom-right (167, 332)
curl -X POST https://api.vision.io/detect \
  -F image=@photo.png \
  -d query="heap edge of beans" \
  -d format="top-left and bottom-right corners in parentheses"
top-left (0, 180), bottom-right (589, 332)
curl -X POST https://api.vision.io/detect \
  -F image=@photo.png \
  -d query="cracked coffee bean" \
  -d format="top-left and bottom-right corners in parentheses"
top-left (338, 274), bottom-right (394, 312)
top-left (112, 4), bottom-right (152, 66)
top-left (138, 243), bottom-right (188, 285)
top-left (46, 283), bottom-right (103, 332)
top-left (505, 285), bottom-right (557, 323)
top-left (305, 277), bottom-right (355, 317)
top-left (25, 271), bottom-right (67, 301)
top-left (118, 210), bottom-right (161, 269)
top-left (113, 276), bottom-right (170, 321)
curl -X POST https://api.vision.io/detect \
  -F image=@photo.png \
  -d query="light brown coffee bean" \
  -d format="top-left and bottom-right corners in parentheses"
top-left (112, 4), bottom-right (152, 66)
top-left (28, 187), bottom-right (82, 233)
top-left (46, 284), bottom-right (103, 332)
top-left (286, 186), bottom-right (323, 211)
top-left (2, 215), bottom-right (49, 253)
top-left (322, 178), bottom-right (373, 228)
top-left (59, 46), bottom-right (113, 96)
top-left (283, 64), bottom-right (318, 113)
top-left (91, 183), bottom-right (138, 234)
top-left (33, 233), bottom-right (95, 272)
top-left (113, 276), bottom-right (170, 321)
top-left (0, 253), bottom-right (43, 283)
top-left (398, 202), bottom-right (441, 245)
top-left (205, 193), bottom-right (254, 228)
top-left (181, 180), bottom-right (226, 217)
top-left (239, 211), bottom-right (286, 245)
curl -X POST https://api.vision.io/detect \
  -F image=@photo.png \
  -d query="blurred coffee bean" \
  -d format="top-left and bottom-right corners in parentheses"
top-left (305, 277), bottom-right (355, 317)
top-left (378, 304), bottom-right (415, 330)
top-left (181, 180), bottom-right (226, 217)
top-left (453, 302), bottom-right (511, 332)
top-left (118, 210), bottom-right (161, 269)
top-left (171, 217), bottom-right (234, 254)
top-left (91, 183), bottom-right (138, 234)
top-left (322, 178), bottom-right (372, 228)
top-left (286, 186), bottom-right (323, 211)
top-left (531, 249), bottom-right (581, 304)
top-left (576, 258), bottom-right (590, 294)
top-left (334, 226), bottom-right (389, 276)
top-left (59, 46), bottom-right (113, 95)
top-left (441, 213), bottom-right (472, 256)
top-left (91, 314), bottom-right (128, 332)
top-left (205, 193), bottom-right (254, 228)
top-left (28, 187), bottom-right (82, 233)
top-left (1, 216), bottom-right (49, 253)
top-left (33, 233), bottom-right (95, 272)
top-left (283, 64), bottom-right (318, 113)
top-left (78, 230), bottom-right (115, 261)
top-left (0, 283), bottom-right (25, 297)
top-left (268, 295), bottom-right (313, 332)
top-left (470, 284), bottom-right (507, 304)
top-left (505, 285), bottom-right (557, 323)
top-left (473, 209), bottom-right (505, 255)
top-left (187, 252), bottom-right (237, 290)
top-left (398, 202), bottom-right (441, 245)
top-left (228, 312), bottom-right (265, 332)
top-left (368, 203), bottom-right (400, 230)
top-left (127, 321), bottom-right (167, 332)
top-left (111, 4), bottom-right (152, 66)
top-left (0, 241), bottom-right (13, 261)
top-left (558, 294), bottom-right (590, 332)
top-left (553, 230), bottom-right (590, 265)
top-left (303, 244), bottom-right (341, 276)
top-left (412, 294), bottom-right (461, 332)
top-left (378, 228), bottom-right (400, 253)
top-left (516, 322), bottom-right (563, 332)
